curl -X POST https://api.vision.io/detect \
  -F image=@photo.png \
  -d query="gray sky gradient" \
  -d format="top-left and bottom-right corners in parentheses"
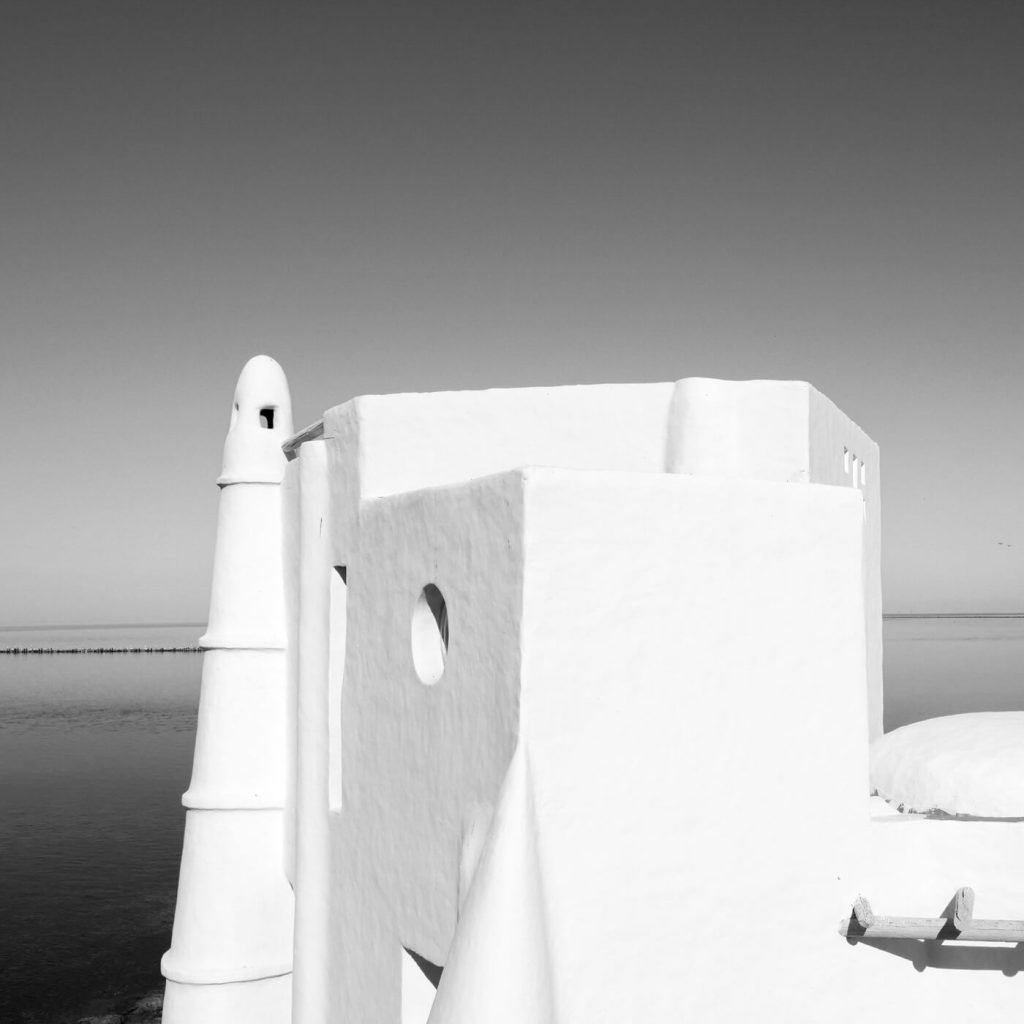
top-left (2, 1), bottom-right (1023, 625)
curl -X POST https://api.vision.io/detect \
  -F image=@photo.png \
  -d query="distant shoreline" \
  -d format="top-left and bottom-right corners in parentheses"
top-left (2, 613), bottom-right (1024, 654)
top-left (0, 622), bottom-right (204, 654)
top-left (0, 622), bottom-right (204, 633)
top-left (883, 613), bottom-right (1024, 620)
top-left (0, 646), bottom-right (201, 655)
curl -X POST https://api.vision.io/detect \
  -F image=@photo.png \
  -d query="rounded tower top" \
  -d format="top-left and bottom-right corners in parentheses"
top-left (218, 355), bottom-right (294, 485)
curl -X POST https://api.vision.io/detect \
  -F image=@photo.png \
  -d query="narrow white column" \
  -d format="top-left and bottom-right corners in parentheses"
top-left (291, 438), bottom-right (335, 1024)
top-left (162, 355), bottom-right (296, 1024)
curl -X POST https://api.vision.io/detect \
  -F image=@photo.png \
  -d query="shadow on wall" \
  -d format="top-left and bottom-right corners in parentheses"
top-left (846, 892), bottom-right (1024, 975)
top-left (848, 937), bottom-right (1024, 975)
top-left (404, 948), bottom-right (443, 989)
top-left (402, 948), bottom-right (443, 1024)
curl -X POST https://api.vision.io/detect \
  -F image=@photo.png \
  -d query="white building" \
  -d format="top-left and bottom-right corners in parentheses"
top-left (166, 356), bottom-right (1024, 1023)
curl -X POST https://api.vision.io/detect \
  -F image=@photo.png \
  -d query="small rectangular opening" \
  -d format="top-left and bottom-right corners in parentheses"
top-left (260, 407), bottom-right (276, 429)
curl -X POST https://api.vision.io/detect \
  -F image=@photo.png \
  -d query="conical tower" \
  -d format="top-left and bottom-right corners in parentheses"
top-left (162, 356), bottom-right (295, 1024)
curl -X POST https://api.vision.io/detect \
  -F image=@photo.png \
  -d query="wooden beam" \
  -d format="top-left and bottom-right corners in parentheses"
top-left (842, 887), bottom-right (1024, 943)
top-left (844, 916), bottom-right (1024, 942)
top-left (953, 886), bottom-right (975, 932)
top-left (852, 897), bottom-right (875, 929)
top-left (282, 418), bottom-right (325, 458)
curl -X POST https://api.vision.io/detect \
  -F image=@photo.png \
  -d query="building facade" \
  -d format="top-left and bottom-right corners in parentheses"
top-left (172, 358), bottom-right (1017, 1024)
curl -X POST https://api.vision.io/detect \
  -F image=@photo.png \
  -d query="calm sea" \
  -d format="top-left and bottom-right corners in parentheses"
top-left (2, 616), bottom-right (1024, 1022)
top-left (883, 615), bottom-right (1024, 731)
top-left (0, 626), bottom-right (202, 1024)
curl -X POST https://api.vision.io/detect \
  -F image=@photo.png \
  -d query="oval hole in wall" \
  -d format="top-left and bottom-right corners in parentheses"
top-left (412, 584), bottom-right (448, 685)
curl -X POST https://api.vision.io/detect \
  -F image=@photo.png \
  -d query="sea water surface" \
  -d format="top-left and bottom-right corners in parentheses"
top-left (883, 615), bottom-right (1024, 731)
top-left (0, 626), bottom-right (202, 1024)
top-left (2, 616), bottom-right (1024, 1022)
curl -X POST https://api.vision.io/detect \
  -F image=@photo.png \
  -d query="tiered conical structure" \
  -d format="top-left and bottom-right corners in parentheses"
top-left (162, 355), bottom-right (295, 1024)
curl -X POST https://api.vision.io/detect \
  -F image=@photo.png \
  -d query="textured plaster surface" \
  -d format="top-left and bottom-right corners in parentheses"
top-left (163, 973), bottom-right (293, 1024)
top-left (347, 383), bottom-right (675, 500)
top-left (846, 815), bottom-right (1024, 1018)
top-left (183, 650), bottom-right (287, 809)
top-left (808, 384), bottom-right (882, 741)
top-left (664, 377), bottom-right (882, 741)
top-left (279, 377), bottom-right (886, 1024)
top-left (201, 483), bottom-right (288, 649)
top-left (429, 470), bottom-right (1024, 1022)
top-left (665, 376), bottom-right (811, 480)
top-left (317, 377), bottom-right (881, 742)
top-left (281, 457), bottom-right (301, 888)
top-left (323, 471), bottom-right (526, 1022)
top-left (289, 440), bottom-right (334, 1024)
top-left (163, 356), bottom-right (294, 1024)
top-left (167, 362), bottom-right (1024, 1024)
top-left (180, 369), bottom-right (902, 1024)
top-left (219, 356), bottom-right (294, 486)
top-left (429, 470), bottom-right (868, 1022)
top-left (162, 809), bottom-right (294, 983)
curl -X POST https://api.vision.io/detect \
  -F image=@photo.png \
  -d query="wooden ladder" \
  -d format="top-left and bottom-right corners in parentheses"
top-left (842, 888), bottom-right (1024, 942)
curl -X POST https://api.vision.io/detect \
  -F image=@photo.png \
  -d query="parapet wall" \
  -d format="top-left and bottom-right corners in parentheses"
top-left (314, 378), bottom-right (882, 736)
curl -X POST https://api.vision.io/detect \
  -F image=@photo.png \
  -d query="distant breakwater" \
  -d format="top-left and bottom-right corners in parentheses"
top-left (0, 645), bottom-right (201, 654)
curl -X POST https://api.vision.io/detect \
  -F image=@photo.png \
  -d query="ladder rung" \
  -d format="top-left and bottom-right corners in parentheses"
top-left (841, 889), bottom-right (1024, 944)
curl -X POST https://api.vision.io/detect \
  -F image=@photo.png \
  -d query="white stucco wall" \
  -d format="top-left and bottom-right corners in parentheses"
top-left (161, 352), bottom-right (1024, 1024)
top-left (808, 384), bottom-right (882, 741)
top-left (164, 356), bottom-right (295, 1024)
top-left (430, 469), bottom-right (868, 1022)
top-left (174, 361), bottom-right (1024, 1024)
top-left (290, 440), bottom-right (334, 1024)
top-left (843, 815), bottom-right (1024, 1016)
top-left (667, 378), bottom-right (882, 739)
top-left (666, 377), bottom-right (812, 480)
top-left (296, 460), bottom-right (880, 1023)
top-left (322, 470), bottom-right (527, 1022)
top-left (428, 468), bottom-right (1024, 1022)
top-left (277, 376), bottom-right (888, 1024)
top-left (183, 650), bottom-right (288, 809)
top-left (343, 383), bottom-right (675, 500)
top-left (282, 457), bottom-right (301, 888)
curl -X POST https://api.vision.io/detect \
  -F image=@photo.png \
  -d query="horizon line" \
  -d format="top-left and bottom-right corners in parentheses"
top-left (5, 613), bottom-right (1024, 632)
top-left (883, 612), bottom-right (1024, 619)
top-left (0, 621), bottom-right (207, 633)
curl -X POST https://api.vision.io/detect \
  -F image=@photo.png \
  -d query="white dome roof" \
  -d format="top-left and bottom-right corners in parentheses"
top-left (218, 355), bottom-right (294, 485)
top-left (871, 712), bottom-right (1024, 818)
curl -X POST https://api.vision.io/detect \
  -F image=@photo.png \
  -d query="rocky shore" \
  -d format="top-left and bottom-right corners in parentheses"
top-left (73, 991), bottom-right (162, 1024)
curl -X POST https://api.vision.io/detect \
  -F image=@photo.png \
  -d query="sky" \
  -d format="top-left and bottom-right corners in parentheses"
top-left (2, 1), bottom-right (1023, 626)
